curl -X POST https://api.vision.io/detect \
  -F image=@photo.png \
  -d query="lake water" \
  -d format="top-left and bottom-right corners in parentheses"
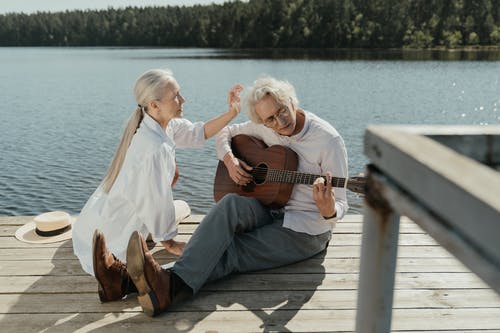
top-left (0, 47), bottom-right (499, 216)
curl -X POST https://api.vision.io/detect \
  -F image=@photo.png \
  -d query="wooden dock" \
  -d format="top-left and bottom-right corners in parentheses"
top-left (1, 214), bottom-right (499, 332)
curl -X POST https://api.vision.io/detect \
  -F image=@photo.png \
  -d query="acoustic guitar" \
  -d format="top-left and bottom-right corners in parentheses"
top-left (213, 134), bottom-right (366, 208)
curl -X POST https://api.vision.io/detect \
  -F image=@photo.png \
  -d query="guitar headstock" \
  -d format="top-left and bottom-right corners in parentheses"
top-left (347, 176), bottom-right (366, 194)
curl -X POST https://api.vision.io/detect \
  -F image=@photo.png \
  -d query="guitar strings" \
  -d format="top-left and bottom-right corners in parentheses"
top-left (250, 166), bottom-right (346, 186)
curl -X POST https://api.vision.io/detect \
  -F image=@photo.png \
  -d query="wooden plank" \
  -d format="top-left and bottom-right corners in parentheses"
top-left (365, 125), bottom-right (500, 266)
top-left (0, 257), bottom-right (471, 276)
top-left (0, 244), bottom-right (453, 261)
top-left (1, 289), bottom-right (498, 314)
top-left (393, 331), bottom-right (500, 333)
top-left (0, 221), bottom-right (428, 237)
top-left (0, 214), bottom-right (206, 226)
top-left (0, 311), bottom-right (352, 333)
top-left (370, 169), bottom-right (500, 293)
top-left (383, 125), bottom-right (500, 165)
top-left (430, 134), bottom-right (497, 165)
top-left (0, 272), bottom-right (490, 294)
top-left (391, 309), bottom-right (500, 331)
top-left (0, 233), bottom-right (441, 248)
top-left (1, 308), bottom-right (500, 333)
top-left (0, 214), bottom-right (420, 226)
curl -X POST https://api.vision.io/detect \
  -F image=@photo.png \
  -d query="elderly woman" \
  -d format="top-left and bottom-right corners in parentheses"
top-left (73, 69), bottom-right (242, 302)
top-left (123, 76), bottom-right (349, 316)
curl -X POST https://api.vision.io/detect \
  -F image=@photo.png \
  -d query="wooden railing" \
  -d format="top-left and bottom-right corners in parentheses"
top-left (355, 125), bottom-right (500, 332)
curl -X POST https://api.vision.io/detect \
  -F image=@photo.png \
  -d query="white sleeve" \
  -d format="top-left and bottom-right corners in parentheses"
top-left (126, 145), bottom-right (177, 242)
top-left (214, 121), bottom-right (268, 160)
top-left (168, 118), bottom-right (205, 148)
top-left (321, 135), bottom-right (349, 221)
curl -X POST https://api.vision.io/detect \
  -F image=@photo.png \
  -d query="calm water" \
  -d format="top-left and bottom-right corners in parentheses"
top-left (0, 47), bottom-right (499, 216)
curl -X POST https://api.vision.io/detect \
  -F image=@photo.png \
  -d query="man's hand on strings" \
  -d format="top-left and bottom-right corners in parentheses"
top-left (312, 172), bottom-right (336, 218)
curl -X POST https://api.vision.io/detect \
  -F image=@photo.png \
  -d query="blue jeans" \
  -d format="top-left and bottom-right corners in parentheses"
top-left (172, 194), bottom-right (331, 293)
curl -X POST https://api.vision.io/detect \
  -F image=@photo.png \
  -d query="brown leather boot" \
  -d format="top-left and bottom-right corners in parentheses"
top-left (92, 229), bottom-right (130, 302)
top-left (126, 231), bottom-right (171, 317)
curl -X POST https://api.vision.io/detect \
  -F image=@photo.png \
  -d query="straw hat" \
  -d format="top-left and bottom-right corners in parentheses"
top-left (15, 211), bottom-right (75, 244)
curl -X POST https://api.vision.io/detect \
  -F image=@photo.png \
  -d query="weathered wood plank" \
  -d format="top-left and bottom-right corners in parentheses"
top-left (0, 221), bottom-right (427, 237)
top-left (0, 273), bottom-right (490, 294)
top-left (365, 125), bottom-right (500, 268)
top-left (0, 233), bottom-right (441, 248)
top-left (1, 308), bottom-right (500, 333)
top-left (0, 214), bottom-right (420, 226)
top-left (0, 244), bottom-right (453, 261)
top-left (0, 311), bottom-right (351, 333)
top-left (1, 289), bottom-right (498, 314)
top-left (370, 169), bottom-right (500, 294)
top-left (0, 257), bottom-right (470, 276)
top-left (0, 214), bottom-right (206, 226)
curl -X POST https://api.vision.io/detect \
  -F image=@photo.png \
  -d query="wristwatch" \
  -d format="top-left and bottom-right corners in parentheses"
top-left (323, 211), bottom-right (337, 220)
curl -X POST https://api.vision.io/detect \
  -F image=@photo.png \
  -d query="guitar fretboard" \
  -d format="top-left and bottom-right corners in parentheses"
top-left (253, 167), bottom-right (346, 188)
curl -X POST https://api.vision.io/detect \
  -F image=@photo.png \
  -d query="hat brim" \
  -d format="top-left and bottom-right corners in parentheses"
top-left (15, 217), bottom-right (76, 244)
top-left (174, 199), bottom-right (191, 224)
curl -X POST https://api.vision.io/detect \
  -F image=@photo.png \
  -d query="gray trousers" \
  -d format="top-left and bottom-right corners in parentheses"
top-left (172, 193), bottom-right (331, 293)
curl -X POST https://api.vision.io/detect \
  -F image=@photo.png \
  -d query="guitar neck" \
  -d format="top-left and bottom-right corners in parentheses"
top-left (264, 168), bottom-right (347, 188)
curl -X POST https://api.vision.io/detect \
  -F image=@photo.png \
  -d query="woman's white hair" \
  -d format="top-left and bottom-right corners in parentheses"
top-left (134, 69), bottom-right (176, 109)
top-left (102, 69), bottom-right (176, 193)
top-left (245, 76), bottom-right (299, 124)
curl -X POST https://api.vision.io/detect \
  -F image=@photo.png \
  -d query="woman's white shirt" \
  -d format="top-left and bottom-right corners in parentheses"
top-left (73, 113), bottom-right (205, 275)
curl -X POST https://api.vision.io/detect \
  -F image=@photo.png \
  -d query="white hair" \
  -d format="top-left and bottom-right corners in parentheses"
top-left (245, 76), bottom-right (299, 124)
top-left (134, 68), bottom-right (176, 109)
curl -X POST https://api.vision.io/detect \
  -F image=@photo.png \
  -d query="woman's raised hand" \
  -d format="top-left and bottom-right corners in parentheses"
top-left (228, 84), bottom-right (244, 117)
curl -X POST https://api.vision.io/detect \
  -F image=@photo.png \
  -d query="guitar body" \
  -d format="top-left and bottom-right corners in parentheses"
top-left (213, 135), bottom-right (298, 208)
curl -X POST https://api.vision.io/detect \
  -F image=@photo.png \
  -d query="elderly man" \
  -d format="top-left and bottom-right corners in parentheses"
top-left (125, 76), bottom-right (349, 316)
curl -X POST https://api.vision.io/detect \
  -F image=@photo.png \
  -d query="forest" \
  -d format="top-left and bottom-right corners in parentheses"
top-left (0, 0), bottom-right (499, 48)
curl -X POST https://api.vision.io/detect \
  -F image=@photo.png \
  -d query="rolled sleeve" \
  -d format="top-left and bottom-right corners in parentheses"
top-left (321, 135), bottom-right (349, 221)
top-left (215, 121), bottom-right (267, 160)
top-left (168, 118), bottom-right (205, 148)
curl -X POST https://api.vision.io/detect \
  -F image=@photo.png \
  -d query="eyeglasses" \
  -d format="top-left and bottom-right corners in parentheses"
top-left (263, 106), bottom-right (290, 128)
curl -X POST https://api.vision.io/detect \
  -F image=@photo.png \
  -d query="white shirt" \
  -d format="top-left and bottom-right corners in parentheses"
top-left (215, 111), bottom-right (349, 235)
top-left (73, 113), bottom-right (205, 275)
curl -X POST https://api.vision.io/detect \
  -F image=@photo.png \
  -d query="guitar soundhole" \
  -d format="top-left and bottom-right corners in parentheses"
top-left (252, 163), bottom-right (268, 185)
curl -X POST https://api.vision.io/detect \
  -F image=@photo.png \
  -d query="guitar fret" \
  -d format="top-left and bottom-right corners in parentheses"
top-left (307, 173), bottom-right (314, 185)
top-left (332, 177), bottom-right (339, 187)
top-left (265, 168), bottom-right (348, 188)
top-left (276, 170), bottom-right (282, 182)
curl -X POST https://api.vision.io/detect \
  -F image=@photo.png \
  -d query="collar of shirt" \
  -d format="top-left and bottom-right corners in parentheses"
top-left (141, 112), bottom-right (173, 145)
top-left (290, 110), bottom-right (310, 141)
top-left (276, 110), bottom-right (310, 143)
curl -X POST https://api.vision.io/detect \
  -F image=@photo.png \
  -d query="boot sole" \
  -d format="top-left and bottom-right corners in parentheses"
top-left (126, 232), bottom-right (156, 317)
top-left (92, 230), bottom-right (108, 303)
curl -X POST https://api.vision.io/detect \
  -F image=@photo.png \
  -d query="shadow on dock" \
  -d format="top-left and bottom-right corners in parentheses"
top-left (1, 240), bottom-right (326, 332)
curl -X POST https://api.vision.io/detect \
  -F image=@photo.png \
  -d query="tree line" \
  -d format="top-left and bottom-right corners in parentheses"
top-left (0, 0), bottom-right (499, 48)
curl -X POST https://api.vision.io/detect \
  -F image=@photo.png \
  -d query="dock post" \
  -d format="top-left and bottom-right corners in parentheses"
top-left (355, 166), bottom-right (401, 333)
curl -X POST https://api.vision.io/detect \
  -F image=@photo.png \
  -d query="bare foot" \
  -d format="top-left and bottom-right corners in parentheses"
top-left (161, 239), bottom-right (186, 256)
